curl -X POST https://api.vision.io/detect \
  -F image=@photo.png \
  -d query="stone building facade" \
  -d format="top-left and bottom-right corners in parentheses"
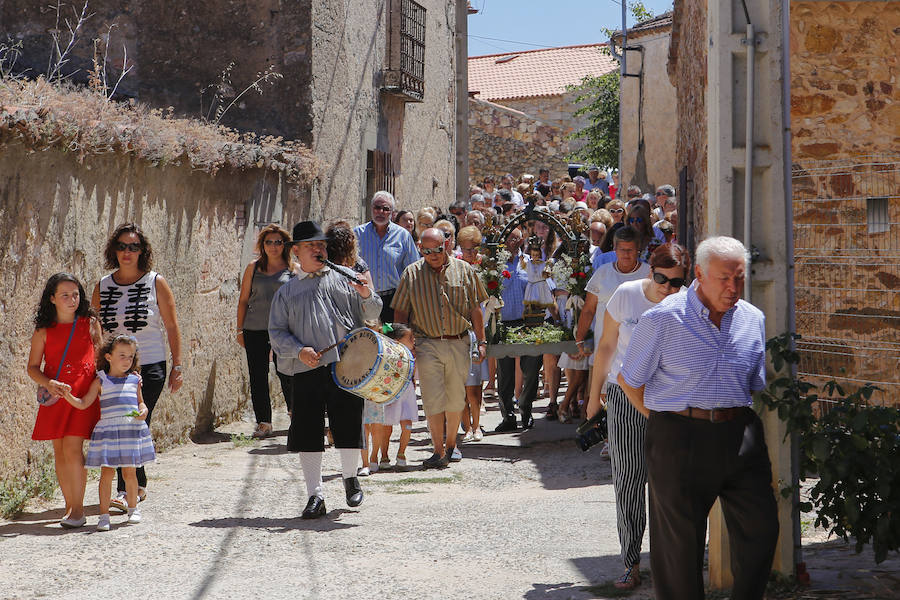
top-left (468, 97), bottom-right (569, 183)
top-left (1, 0), bottom-right (458, 221)
top-left (614, 13), bottom-right (678, 195)
top-left (790, 1), bottom-right (900, 403)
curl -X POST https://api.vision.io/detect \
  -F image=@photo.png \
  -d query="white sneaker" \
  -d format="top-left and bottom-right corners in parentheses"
top-left (357, 466), bottom-right (371, 477)
top-left (127, 507), bottom-right (142, 524)
top-left (96, 514), bottom-right (110, 531)
top-left (462, 431), bottom-right (475, 443)
top-left (473, 428), bottom-right (484, 442)
top-left (450, 447), bottom-right (462, 462)
top-left (395, 456), bottom-right (407, 468)
top-left (599, 441), bottom-right (610, 459)
top-left (369, 462), bottom-right (379, 474)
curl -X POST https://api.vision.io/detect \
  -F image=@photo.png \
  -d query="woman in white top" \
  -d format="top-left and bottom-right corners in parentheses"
top-left (584, 243), bottom-right (690, 590)
top-left (92, 223), bottom-right (183, 511)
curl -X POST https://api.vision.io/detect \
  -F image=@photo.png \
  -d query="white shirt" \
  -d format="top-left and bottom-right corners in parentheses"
top-left (605, 279), bottom-right (669, 378)
top-left (584, 261), bottom-right (651, 364)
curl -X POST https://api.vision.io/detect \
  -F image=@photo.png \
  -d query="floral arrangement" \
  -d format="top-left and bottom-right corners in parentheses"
top-left (503, 323), bottom-right (573, 345)
top-left (478, 241), bottom-right (512, 299)
top-left (550, 251), bottom-right (592, 298)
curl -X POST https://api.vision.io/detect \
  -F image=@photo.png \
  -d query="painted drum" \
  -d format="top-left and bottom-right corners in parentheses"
top-left (332, 328), bottom-right (415, 404)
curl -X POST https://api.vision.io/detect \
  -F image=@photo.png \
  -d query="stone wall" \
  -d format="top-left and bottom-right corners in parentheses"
top-left (308, 0), bottom-right (456, 222)
top-left (620, 28), bottom-right (678, 194)
top-left (0, 144), bottom-right (300, 481)
top-left (791, 2), bottom-right (900, 160)
top-left (493, 91), bottom-right (588, 155)
top-left (468, 97), bottom-right (569, 184)
top-left (668, 0), bottom-right (707, 240)
top-left (0, 0), bottom-right (315, 141)
top-left (790, 2), bottom-right (900, 403)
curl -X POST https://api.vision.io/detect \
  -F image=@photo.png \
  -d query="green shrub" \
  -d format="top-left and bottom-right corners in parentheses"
top-left (0, 453), bottom-right (58, 519)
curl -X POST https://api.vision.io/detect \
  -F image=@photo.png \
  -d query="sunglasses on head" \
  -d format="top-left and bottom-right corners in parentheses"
top-left (653, 271), bottom-right (686, 288)
top-left (115, 242), bottom-right (142, 253)
top-left (420, 246), bottom-right (445, 256)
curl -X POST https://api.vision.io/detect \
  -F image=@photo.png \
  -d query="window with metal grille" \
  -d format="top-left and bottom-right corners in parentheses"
top-left (867, 197), bottom-right (889, 234)
top-left (384, 0), bottom-right (426, 102)
top-left (364, 149), bottom-right (395, 221)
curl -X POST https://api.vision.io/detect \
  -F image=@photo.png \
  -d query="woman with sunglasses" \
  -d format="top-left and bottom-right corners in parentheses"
top-left (624, 200), bottom-right (666, 263)
top-left (236, 224), bottom-right (297, 439)
top-left (584, 243), bottom-right (690, 590)
top-left (92, 223), bottom-right (183, 512)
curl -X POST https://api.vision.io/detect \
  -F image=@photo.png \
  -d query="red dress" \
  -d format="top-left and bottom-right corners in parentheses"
top-left (31, 319), bottom-right (100, 440)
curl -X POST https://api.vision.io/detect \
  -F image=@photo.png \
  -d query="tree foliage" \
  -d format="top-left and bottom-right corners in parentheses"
top-left (567, 71), bottom-right (620, 170)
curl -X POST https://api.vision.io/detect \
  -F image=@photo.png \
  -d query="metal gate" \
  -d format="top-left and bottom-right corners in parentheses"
top-left (792, 155), bottom-right (900, 407)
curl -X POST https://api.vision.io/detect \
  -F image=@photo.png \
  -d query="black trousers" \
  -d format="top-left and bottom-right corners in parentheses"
top-left (496, 354), bottom-right (542, 421)
top-left (117, 360), bottom-right (166, 492)
top-left (645, 409), bottom-right (779, 600)
top-left (242, 329), bottom-right (292, 423)
top-left (378, 289), bottom-right (395, 324)
top-left (287, 366), bottom-right (364, 452)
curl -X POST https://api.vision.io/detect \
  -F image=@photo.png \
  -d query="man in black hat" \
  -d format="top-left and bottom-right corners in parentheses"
top-left (269, 221), bottom-right (382, 518)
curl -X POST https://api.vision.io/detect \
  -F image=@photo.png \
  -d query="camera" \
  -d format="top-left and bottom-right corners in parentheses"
top-left (575, 410), bottom-right (608, 452)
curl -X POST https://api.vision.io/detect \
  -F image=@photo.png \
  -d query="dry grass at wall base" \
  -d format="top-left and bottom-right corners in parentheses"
top-left (0, 449), bottom-right (58, 519)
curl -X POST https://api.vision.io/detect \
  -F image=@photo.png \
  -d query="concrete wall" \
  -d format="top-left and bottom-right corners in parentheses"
top-left (620, 29), bottom-right (678, 193)
top-left (790, 2), bottom-right (900, 160)
top-left (0, 0), bottom-right (315, 141)
top-left (468, 97), bottom-right (569, 184)
top-left (0, 144), bottom-right (299, 481)
top-left (308, 0), bottom-right (456, 222)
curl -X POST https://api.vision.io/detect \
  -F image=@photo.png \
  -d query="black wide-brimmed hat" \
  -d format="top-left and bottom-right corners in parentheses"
top-left (291, 221), bottom-right (327, 243)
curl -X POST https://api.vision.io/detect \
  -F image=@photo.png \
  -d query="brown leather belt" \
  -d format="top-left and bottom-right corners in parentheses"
top-left (423, 332), bottom-right (469, 340)
top-left (675, 406), bottom-right (750, 423)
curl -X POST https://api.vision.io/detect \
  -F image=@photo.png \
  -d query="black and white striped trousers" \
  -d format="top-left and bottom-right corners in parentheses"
top-left (606, 382), bottom-right (648, 569)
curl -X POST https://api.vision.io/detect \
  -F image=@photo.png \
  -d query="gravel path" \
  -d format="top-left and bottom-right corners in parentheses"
top-left (2, 393), bottom-right (896, 599)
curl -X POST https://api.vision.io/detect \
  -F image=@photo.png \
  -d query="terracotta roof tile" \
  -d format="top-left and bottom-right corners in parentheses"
top-left (468, 43), bottom-right (619, 102)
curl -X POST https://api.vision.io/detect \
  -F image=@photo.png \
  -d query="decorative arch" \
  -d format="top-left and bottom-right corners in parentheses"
top-left (484, 203), bottom-right (582, 257)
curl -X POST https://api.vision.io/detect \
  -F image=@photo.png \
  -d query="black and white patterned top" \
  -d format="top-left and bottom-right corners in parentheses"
top-left (98, 271), bottom-right (167, 365)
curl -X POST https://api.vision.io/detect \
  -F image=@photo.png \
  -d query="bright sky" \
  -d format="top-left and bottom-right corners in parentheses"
top-left (467, 0), bottom-right (675, 57)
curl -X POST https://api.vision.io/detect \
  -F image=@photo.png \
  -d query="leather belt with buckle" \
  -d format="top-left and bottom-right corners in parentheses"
top-left (425, 332), bottom-right (469, 340)
top-left (675, 406), bottom-right (749, 423)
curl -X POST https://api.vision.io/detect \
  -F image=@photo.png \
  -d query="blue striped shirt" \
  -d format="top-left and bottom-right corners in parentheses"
top-left (500, 253), bottom-right (528, 321)
top-left (591, 249), bottom-right (617, 272)
top-left (353, 221), bottom-right (419, 293)
top-left (619, 282), bottom-right (766, 411)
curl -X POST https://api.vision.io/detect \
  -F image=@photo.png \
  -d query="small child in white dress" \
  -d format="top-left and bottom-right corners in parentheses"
top-left (64, 334), bottom-right (155, 531)
top-left (521, 239), bottom-right (559, 321)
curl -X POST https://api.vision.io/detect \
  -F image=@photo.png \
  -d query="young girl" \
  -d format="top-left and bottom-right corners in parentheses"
top-left (64, 335), bottom-right (156, 531)
top-left (28, 273), bottom-right (102, 529)
top-left (379, 323), bottom-right (419, 468)
top-left (521, 238), bottom-right (557, 315)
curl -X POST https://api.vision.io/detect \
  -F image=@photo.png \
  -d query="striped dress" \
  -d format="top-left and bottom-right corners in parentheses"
top-left (85, 372), bottom-right (156, 468)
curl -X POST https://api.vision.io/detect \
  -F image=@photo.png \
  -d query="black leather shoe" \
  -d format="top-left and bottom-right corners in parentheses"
top-left (344, 477), bottom-right (364, 507)
top-left (494, 417), bottom-right (518, 433)
top-left (301, 496), bottom-right (326, 519)
top-left (522, 414), bottom-right (535, 429)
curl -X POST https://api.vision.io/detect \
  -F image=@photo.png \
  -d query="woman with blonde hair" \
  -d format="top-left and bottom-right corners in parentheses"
top-left (236, 224), bottom-right (296, 438)
top-left (416, 207), bottom-right (438, 239)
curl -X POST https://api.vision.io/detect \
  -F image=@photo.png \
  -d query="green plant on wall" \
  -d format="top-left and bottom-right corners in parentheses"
top-left (567, 71), bottom-right (620, 170)
top-left (756, 333), bottom-right (900, 564)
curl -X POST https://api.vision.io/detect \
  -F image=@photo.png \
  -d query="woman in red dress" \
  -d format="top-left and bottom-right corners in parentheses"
top-left (27, 273), bottom-right (102, 529)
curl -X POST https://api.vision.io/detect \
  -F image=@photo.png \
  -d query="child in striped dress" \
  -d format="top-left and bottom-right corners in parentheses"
top-left (63, 334), bottom-right (156, 531)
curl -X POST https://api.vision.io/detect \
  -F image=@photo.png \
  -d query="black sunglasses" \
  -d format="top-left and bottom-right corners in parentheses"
top-left (653, 271), bottom-right (686, 288)
top-left (264, 239), bottom-right (285, 247)
top-left (420, 246), bottom-right (445, 256)
top-left (115, 242), bottom-right (142, 253)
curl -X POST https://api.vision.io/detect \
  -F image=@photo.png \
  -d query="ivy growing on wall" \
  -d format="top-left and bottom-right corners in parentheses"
top-left (756, 333), bottom-right (900, 564)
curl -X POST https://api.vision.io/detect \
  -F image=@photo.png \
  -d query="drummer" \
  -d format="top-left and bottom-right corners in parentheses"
top-left (269, 221), bottom-right (382, 519)
top-left (392, 228), bottom-right (488, 469)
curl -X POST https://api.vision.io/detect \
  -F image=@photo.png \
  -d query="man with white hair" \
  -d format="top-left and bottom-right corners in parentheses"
top-left (353, 190), bottom-right (419, 323)
top-left (616, 235), bottom-right (778, 600)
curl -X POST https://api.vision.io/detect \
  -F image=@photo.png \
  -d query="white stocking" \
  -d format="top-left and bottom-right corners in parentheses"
top-left (299, 451), bottom-right (324, 498)
top-left (339, 448), bottom-right (359, 480)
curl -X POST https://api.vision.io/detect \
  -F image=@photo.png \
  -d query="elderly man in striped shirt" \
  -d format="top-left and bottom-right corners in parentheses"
top-left (617, 236), bottom-right (778, 600)
top-left (392, 228), bottom-right (488, 469)
top-left (353, 190), bottom-right (419, 323)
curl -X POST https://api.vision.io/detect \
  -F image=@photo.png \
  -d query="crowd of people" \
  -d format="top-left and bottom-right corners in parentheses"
top-left (26, 166), bottom-right (778, 599)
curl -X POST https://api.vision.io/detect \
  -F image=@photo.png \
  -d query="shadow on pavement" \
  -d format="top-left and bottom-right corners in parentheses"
top-left (188, 513), bottom-right (360, 534)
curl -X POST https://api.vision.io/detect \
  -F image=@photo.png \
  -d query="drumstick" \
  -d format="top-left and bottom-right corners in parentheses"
top-left (315, 255), bottom-right (365, 286)
top-left (317, 339), bottom-right (344, 356)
